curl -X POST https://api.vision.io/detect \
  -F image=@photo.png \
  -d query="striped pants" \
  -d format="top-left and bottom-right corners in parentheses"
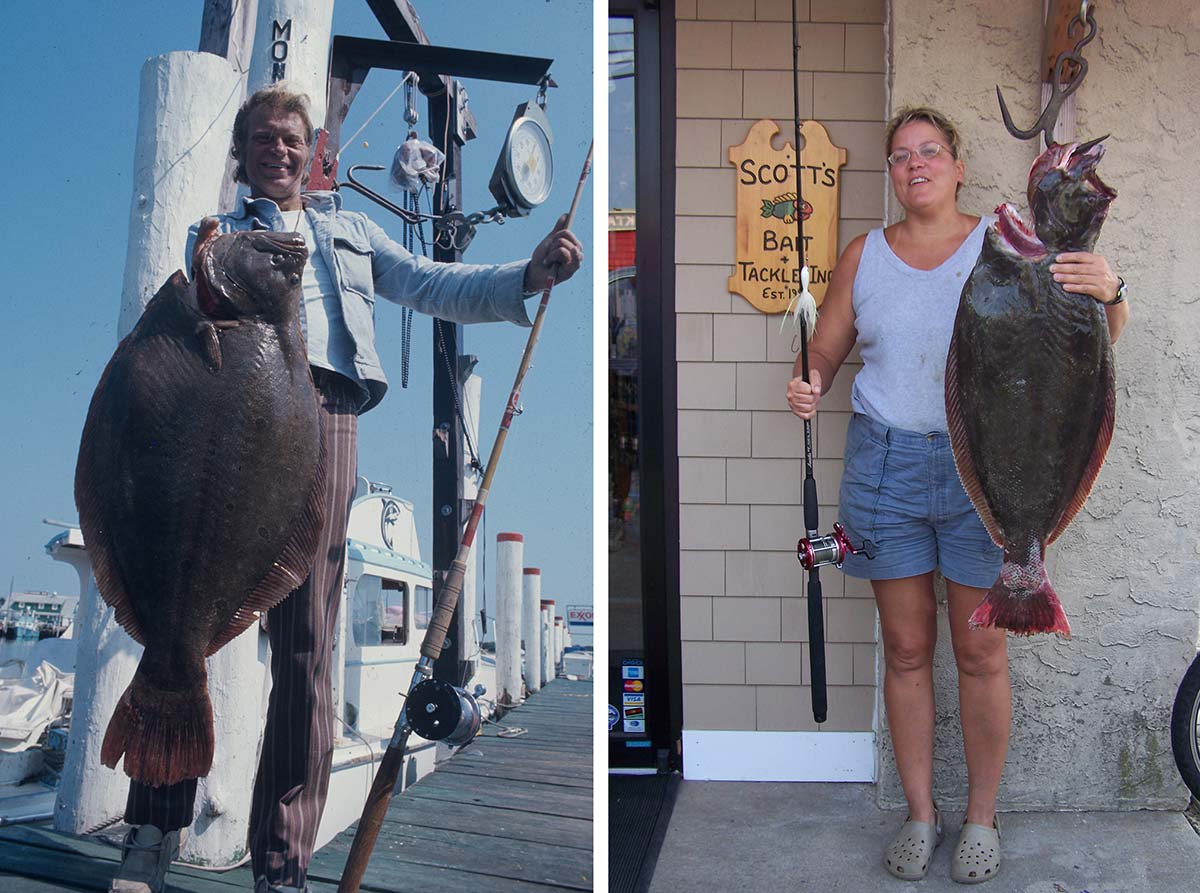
top-left (125, 369), bottom-right (361, 887)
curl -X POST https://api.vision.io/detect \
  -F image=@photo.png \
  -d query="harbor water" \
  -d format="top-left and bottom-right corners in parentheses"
top-left (0, 636), bottom-right (39, 668)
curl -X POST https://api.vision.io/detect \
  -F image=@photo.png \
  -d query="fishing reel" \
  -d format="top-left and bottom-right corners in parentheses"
top-left (797, 522), bottom-right (876, 571)
top-left (405, 678), bottom-right (482, 745)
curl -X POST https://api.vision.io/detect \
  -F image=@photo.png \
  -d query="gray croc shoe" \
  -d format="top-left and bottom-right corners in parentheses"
top-left (951, 816), bottom-right (1001, 884)
top-left (883, 807), bottom-right (943, 880)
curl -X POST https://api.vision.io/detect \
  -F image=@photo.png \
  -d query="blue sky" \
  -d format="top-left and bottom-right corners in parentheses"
top-left (0, 1), bottom-right (594, 623)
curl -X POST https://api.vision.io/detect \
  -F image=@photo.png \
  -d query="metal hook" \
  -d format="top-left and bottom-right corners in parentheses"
top-left (995, 5), bottom-right (1097, 147)
top-left (536, 74), bottom-right (555, 110)
top-left (340, 165), bottom-right (424, 226)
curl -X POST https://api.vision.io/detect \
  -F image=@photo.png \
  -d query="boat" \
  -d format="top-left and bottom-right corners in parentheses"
top-left (0, 635), bottom-right (76, 826)
top-left (0, 591), bottom-right (77, 642)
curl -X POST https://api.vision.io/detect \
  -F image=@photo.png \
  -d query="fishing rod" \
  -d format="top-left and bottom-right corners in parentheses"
top-left (785, 0), bottom-right (874, 724)
top-left (337, 142), bottom-right (592, 893)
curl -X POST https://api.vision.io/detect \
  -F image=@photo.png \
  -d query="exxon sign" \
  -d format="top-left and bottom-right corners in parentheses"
top-left (566, 606), bottom-right (593, 628)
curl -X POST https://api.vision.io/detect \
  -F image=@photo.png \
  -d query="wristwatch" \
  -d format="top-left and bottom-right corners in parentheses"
top-left (1107, 277), bottom-right (1127, 306)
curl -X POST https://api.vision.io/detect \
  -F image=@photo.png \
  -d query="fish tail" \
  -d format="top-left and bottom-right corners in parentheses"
top-left (969, 552), bottom-right (1071, 638)
top-left (101, 667), bottom-right (214, 786)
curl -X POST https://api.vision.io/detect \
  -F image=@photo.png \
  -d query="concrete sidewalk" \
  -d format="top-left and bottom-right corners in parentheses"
top-left (647, 782), bottom-right (1200, 892)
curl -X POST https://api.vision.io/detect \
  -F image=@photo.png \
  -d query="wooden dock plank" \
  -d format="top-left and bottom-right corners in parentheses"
top-left (312, 826), bottom-right (591, 890)
top-left (437, 761), bottom-right (592, 789)
top-left (0, 678), bottom-right (592, 892)
top-left (370, 794), bottom-right (592, 849)
top-left (402, 776), bottom-right (592, 820)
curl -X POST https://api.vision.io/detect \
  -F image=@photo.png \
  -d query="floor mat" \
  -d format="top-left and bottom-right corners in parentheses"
top-left (609, 772), bottom-right (681, 893)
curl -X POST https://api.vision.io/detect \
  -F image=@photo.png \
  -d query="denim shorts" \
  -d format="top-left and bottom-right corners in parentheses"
top-left (837, 413), bottom-right (1002, 588)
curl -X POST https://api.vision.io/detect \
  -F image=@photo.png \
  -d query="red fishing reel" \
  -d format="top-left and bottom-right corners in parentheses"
top-left (797, 523), bottom-right (876, 570)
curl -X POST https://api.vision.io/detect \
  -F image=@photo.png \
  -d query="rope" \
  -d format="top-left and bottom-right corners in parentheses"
top-left (338, 80), bottom-right (406, 162)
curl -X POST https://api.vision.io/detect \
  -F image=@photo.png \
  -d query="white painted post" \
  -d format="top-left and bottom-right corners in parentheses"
top-left (540, 600), bottom-right (555, 685)
top-left (116, 53), bottom-right (245, 335)
top-left (184, 2), bottom-right (334, 867)
top-left (246, 0), bottom-right (335, 128)
top-left (59, 51), bottom-right (247, 846)
top-left (555, 617), bottom-right (565, 674)
top-left (495, 534), bottom-right (524, 707)
top-left (522, 569), bottom-right (542, 693)
top-left (460, 374), bottom-right (482, 672)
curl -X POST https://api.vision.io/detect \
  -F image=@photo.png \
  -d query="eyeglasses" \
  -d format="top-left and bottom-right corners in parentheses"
top-left (887, 142), bottom-right (950, 167)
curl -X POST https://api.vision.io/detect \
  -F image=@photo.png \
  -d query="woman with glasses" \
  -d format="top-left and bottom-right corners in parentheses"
top-left (785, 107), bottom-right (1129, 884)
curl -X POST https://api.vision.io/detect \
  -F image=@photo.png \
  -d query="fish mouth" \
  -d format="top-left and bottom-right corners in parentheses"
top-left (259, 230), bottom-right (307, 255)
top-left (1030, 138), bottom-right (1117, 202)
top-left (993, 202), bottom-right (1048, 260)
top-left (1067, 138), bottom-right (1117, 201)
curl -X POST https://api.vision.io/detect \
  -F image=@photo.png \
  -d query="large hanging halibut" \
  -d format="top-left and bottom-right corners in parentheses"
top-left (946, 140), bottom-right (1117, 637)
top-left (75, 222), bottom-right (326, 785)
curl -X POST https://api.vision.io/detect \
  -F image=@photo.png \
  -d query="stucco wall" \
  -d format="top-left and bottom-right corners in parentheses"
top-left (882, 0), bottom-right (1200, 810)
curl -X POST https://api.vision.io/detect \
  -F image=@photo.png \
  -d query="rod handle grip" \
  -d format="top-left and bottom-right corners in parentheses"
top-left (338, 740), bottom-right (407, 892)
top-left (803, 476), bottom-right (819, 534)
top-left (421, 558), bottom-right (468, 661)
top-left (808, 571), bottom-right (827, 723)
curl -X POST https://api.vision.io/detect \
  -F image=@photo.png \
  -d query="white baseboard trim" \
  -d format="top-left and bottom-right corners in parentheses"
top-left (683, 729), bottom-right (875, 782)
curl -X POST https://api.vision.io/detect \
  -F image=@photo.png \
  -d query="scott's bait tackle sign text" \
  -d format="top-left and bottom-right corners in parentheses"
top-left (727, 119), bottom-right (847, 313)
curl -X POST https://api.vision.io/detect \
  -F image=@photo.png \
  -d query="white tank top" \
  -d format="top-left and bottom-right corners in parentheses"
top-left (849, 218), bottom-right (990, 433)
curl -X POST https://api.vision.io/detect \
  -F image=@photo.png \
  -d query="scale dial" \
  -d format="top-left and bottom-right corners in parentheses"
top-left (506, 116), bottom-right (554, 208)
top-left (490, 100), bottom-right (555, 217)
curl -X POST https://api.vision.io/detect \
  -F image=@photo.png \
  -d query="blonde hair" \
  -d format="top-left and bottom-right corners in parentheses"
top-left (230, 84), bottom-right (315, 185)
top-left (885, 106), bottom-right (963, 160)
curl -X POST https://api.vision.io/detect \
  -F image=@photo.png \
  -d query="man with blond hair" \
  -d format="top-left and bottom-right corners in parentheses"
top-left (109, 83), bottom-right (583, 893)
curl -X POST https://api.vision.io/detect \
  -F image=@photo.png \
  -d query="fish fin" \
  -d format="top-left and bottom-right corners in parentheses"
top-left (197, 322), bottom-right (222, 372)
top-left (71, 272), bottom-right (192, 646)
top-left (1046, 360), bottom-right (1115, 546)
top-left (101, 666), bottom-right (214, 786)
top-left (969, 553), bottom-right (1071, 638)
top-left (203, 410), bottom-right (330, 656)
top-left (945, 332), bottom-right (1004, 547)
top-left (74, 428), bottom-right (145, 644)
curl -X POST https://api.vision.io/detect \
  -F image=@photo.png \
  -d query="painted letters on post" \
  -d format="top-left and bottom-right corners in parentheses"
top-left (270, 19), bottom-right (292, 81)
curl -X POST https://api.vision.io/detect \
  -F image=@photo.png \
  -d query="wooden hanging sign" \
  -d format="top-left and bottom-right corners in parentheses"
top-left (727, 119), bottom-right (847, 313)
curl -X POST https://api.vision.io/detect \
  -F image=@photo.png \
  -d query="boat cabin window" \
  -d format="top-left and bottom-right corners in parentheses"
top-left (350, 575), bottom-right (410, 646)
top-left (414, 584), bottom-right (433, 631)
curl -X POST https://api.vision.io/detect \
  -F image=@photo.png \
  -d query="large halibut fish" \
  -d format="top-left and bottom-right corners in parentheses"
top-left (75, 222), bottom-right (326, 785)
top-left (945, 139), bottom-right (1117, 637)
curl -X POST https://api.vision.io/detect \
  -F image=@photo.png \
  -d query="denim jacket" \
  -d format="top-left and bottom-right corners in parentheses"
top-left (185, 192), bottom-right (532, 413)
